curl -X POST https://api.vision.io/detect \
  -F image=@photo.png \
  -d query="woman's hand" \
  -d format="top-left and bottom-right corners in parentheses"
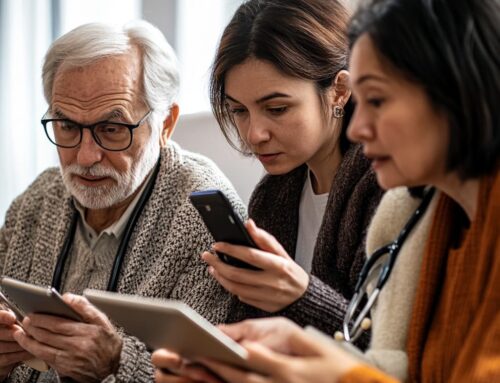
top-left (151, 348), bottom-right (223, 383)
top-left (202, 219), bottom-right (309, 312)
top-left (202, 318), bottom-right (362, 383)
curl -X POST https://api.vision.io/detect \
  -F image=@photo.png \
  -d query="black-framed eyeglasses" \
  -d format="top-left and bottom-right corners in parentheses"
top-left (41, 110), bottom-right (152, 152)
top-left (341, 187), bottom-right (436, 343)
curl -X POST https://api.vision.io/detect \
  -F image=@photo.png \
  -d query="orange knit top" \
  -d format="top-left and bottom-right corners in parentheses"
top-left (339, 171), bottom-right (500, 383)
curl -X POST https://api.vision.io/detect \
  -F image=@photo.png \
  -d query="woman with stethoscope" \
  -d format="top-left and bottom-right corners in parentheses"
top-left (151, 0), bottom-right (500, 382)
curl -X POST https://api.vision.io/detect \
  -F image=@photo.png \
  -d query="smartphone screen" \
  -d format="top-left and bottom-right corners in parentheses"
top-left (190, 190), bottom-right (260, 270)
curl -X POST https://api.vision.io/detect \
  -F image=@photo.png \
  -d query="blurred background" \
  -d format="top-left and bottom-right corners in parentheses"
top-left (0, 0), bottom-right (357, 223)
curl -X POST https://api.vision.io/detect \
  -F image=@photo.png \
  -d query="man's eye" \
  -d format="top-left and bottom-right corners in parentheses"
top-left (97, 124), bottom-right (126, 134)
top-left (60, 122), bottom-right (79, 131)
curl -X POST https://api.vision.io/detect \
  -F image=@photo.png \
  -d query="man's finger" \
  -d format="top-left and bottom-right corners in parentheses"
top-left (62, 294), bottom-right (110, 329)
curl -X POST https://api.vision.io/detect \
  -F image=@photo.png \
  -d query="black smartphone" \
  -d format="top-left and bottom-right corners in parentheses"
top-left (189, 190), bottom-right (260, 270)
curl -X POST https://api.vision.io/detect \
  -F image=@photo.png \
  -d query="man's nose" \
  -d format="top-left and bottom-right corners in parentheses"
top-left (76, 129), bottom-right (104, 167)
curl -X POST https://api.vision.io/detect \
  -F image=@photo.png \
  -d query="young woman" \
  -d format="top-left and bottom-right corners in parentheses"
top-left (152, 0), bottom-right (384, 380)
top-left (203, 0), bottom-right (383, 335)
top-left (159, 0), bottom-right (499, 382)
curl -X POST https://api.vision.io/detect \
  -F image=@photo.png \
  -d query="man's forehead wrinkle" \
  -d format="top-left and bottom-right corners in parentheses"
top-left (52, 89), bottom-right (137, 104)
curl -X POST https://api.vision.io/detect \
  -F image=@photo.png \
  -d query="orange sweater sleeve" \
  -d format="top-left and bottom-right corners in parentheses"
top-left (338, 366), bottom-right (400, 383)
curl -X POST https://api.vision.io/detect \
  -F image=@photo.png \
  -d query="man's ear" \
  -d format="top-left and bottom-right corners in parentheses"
top-left (331, 70), bottom-right (352, 106)
top-left (160, 103), bottom-right (180, 147)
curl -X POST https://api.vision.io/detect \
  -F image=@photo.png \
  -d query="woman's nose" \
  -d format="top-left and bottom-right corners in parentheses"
top-left (245, 115), bottom-right (271, 146)
top-left (347, 106), bottom-right (375, 144)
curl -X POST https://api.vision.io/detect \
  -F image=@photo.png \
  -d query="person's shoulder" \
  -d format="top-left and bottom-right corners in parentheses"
top-left (2, 167), bottom-right (65, 226)
top-left (15, 167), bottom-right (64, 202)
top-left (162, 142), bottom-right (231, 185)
top-left (159, 142), bottom-right (246, 213)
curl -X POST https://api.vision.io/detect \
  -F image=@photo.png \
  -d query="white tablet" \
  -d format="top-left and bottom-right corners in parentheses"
top-left (83, 289), bottom-right (249, 368)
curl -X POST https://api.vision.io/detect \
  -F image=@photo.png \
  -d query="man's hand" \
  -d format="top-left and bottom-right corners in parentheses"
top-left (0, 308), bottom-right (34, 380)
top-left (202, 219), bottom-right (310, 313)
top-left (12, 294), bottom-right (122, 382)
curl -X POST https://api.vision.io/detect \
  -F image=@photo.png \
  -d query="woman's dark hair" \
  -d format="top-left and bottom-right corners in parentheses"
top-left (348, 0), bottom-right (500, 179)
top-left (210, 0), bottom-right (352, 154)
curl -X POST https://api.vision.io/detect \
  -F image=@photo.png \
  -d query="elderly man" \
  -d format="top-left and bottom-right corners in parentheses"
top-left (0, 21), bottom-right (245, 382)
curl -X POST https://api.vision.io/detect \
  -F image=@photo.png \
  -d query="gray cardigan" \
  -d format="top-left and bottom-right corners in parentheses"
top-left (230, 144), bottom-right (383, 348)
top-left (0, 142), bottom-right (246, 383)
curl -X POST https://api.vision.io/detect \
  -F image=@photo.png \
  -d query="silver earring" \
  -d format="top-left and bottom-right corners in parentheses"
top-left (333, 105), bottom-right (344, 118)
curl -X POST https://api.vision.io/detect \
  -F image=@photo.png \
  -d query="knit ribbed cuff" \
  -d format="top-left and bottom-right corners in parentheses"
top-left (103, 335), bottom-right (154, 383)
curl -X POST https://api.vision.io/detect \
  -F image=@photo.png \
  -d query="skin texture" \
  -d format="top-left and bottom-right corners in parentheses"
top-left (225, 58), bottom-right (345, 194)
top-left (347, 34), bottom-right (478, 220)
top-left (52, 46), bottom-right (179, 232)
top-left (152, 318), bottom-right (360, 383)
top-left (201, 219), bottom-right (309, 313)
top-left (346, 35), bottom-right (450, 191)
top-left (0, 309), bottom-right (33, 380)
top-left (12, 294), bottom-right (122, 382)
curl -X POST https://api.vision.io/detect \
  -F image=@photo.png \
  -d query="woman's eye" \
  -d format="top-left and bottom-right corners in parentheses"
top-left (268, 106), bottom-right (287, 115)
top-left (228, 107), bottom-right (246, 115)
top-left (367, 98), bottom-right (385, 108)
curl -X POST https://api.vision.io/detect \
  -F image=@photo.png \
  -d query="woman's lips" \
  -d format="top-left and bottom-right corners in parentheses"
top-left (257, 153), bottom-right (281, 164)
top-left (370, 156), bottom-right (391, 170)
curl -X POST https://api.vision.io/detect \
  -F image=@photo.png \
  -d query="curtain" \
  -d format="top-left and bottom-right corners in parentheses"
top-left (0, 0), bottom-right (55, 224)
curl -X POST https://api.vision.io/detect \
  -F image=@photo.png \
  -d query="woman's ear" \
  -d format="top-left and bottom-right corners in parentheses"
top-left (333, 70), bottom-right (351, 106)
top-left (160, 103), bottom-right (180, 147)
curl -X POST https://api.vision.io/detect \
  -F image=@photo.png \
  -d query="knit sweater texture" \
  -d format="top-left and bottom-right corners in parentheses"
top-left (0, 142), bottom-right (246, 383)
top-left (231, 144), bottom-right (383, 347)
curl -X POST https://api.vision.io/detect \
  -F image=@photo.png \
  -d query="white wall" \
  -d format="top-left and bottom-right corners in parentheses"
top-left (173, 112), bottom-right (263, 204)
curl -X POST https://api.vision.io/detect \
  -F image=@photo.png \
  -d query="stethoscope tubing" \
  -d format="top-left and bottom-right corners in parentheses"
top-left (51, 157), bottom-right (161, 292)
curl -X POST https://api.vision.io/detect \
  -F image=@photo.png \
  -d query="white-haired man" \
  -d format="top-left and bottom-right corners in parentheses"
top-left (0, 21), bottom-right (245, 382)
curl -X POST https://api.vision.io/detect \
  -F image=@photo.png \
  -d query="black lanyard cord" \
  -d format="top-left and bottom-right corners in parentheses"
top-left (51, 157), bottom-right (161, 292)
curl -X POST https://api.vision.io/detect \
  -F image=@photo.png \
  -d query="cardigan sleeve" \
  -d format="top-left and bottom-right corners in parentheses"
top-left (276, 275), bottom-right (370, 349)
top-left (103, 333), bottom-right (154, 383)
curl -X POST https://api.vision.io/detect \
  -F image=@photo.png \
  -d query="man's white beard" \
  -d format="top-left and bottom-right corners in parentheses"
top-left (61, 134), bottom-right (160, 210)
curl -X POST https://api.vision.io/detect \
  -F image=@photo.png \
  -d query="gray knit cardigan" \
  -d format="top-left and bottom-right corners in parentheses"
top-left (230, 144), bottom-right (383, 348)
top-left (0, 142), bottom-right (246, 383)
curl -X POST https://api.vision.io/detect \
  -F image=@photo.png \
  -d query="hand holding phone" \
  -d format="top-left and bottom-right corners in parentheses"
top-left (0, 292), bottom-right (49, 372)
top-left (190, 190), bottom-right (260, 270)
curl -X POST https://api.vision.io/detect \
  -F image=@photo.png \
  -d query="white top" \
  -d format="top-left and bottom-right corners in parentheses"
top-left (295, 171), bottom-right (329, 273)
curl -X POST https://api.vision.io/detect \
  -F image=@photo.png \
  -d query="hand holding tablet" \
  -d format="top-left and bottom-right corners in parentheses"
top-left (0, 276), bottom-right (84, 373)
top-left (82, 289), bottom-right (249, 368)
